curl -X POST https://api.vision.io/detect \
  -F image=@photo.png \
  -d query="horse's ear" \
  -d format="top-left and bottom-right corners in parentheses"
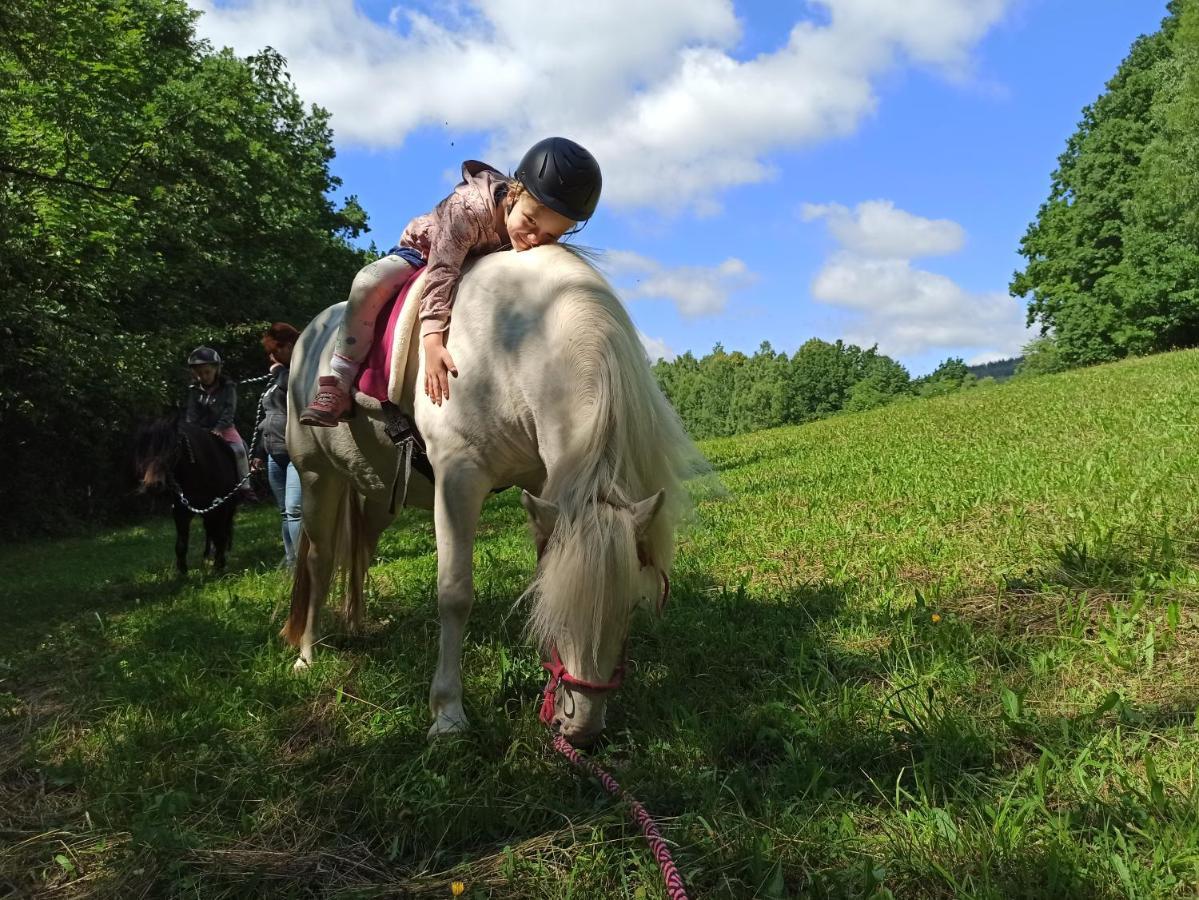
top-left (631, 490), bottom-right (666, 538)
top-left (521, 490), bottom-right (559, 540)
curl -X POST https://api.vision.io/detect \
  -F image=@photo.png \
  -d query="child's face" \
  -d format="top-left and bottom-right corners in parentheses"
top-left (192, 364), bottom-right (218, 386)
top-left (505, 193), bottom-right (576, 252)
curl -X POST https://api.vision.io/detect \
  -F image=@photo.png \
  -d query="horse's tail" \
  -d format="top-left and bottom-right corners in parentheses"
top-left (281, 484), bottom-right (369, 646)
top-left (341, 491), bottom-right (369, 632)
top-left (282, 530), bottom-right (313, 646)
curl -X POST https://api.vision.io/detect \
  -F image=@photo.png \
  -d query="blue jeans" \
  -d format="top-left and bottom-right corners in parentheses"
top-left (267, 453), bottom-right (302, 568)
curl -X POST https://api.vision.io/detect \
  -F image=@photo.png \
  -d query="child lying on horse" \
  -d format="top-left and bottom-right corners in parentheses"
top-left (299, 137), bottom-right (602, 425)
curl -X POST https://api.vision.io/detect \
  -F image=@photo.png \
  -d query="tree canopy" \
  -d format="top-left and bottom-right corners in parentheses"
top-left (1012, 1), bottom-right (1199, 365)
top-left (652, 339), bottom-right (915, 440)
top-left (0, 0), bottom-right (371, 536)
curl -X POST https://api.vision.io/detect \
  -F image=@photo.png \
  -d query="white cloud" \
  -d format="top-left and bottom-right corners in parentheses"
top-left (602, 250), bottom-right (755, 318)
top-left (639, 333), bottom-right (677, 363)
top-left (806, 202), bottom-right (1031, 358)
top-left (802, 200), bottom-right (965, 258)
top-left (189, 0), bottom-right (1011, 212)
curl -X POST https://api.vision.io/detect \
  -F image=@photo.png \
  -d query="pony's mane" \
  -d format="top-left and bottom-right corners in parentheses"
top-left (133, 414), bottom-right (183, 471)
top-left (524, 246), bottom-right (703, 671)
top-left (133, 414), bottom-right (236, 494)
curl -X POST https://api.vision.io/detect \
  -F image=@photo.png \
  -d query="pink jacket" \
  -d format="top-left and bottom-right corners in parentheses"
top-left (398, 161), bottom-right (512, 337)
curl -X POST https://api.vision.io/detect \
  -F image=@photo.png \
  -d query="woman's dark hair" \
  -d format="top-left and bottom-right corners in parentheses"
top-left (262, 322), bottom-right (300, 356)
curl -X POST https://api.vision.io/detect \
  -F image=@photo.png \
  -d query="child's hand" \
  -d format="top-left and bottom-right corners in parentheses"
top-left (423, 332), bottom-right (458, 406)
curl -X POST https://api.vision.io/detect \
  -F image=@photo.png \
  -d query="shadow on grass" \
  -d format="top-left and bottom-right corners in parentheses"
top-left (2, 524), bottom-right (1127, 898)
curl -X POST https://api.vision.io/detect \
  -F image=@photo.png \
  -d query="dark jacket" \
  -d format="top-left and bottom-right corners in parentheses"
top-left (253, 364), bottom-right (289, 460)
top-left (186, 377), bottom-right (237, 431)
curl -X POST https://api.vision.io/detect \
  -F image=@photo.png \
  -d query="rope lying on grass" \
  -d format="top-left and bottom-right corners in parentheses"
top-left (549, 733), bottom-right (689, 899)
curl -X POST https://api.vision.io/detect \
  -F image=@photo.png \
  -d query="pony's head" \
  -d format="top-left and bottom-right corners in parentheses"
top-left (523, 487), bottom-right (670, 746)
top-left (133, 416), bottom-right (183, 492)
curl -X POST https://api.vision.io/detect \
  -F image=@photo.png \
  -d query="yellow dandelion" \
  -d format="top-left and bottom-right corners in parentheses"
top-left (931, 613), bottom-right (942, 624)
top-left (451, 882), bottom-right (466, 897)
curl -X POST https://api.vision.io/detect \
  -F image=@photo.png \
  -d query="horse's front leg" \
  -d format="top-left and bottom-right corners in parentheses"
top-left (206, 507), bottom-right (231, 574)
top-left (173, 503), bottom-right (191, 575)
top-left (428, 465), bottom-right (490, 739)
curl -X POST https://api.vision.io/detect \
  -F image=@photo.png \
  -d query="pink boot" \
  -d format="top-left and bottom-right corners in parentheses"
top-left (299, 377), bottom-right (352, 427)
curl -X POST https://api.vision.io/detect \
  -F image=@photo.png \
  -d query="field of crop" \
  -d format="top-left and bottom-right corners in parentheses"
top-left (3, 350), bottom-right (1199, 898)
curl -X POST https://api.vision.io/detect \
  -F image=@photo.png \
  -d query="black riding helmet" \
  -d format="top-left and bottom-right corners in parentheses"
top-left (514, 137), bottom-right (602, 224)
top-left (187, 346), bottom-right (222, 368)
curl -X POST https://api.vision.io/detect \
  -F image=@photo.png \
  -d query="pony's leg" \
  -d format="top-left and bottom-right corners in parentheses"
top-left (290, 473), bottom-right (347, 671)
top-left (207, 507), bottom-right (232, 573)
top-left (173, 504), bottom-right (191, 575)
top-left (342, 498), bottom-right (394, 635)
top-left (428, 466), bottom-right (490, 739)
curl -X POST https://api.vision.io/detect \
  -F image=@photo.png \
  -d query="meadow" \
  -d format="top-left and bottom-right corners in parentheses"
top-left (2, 350), bottom-right (1198, 898)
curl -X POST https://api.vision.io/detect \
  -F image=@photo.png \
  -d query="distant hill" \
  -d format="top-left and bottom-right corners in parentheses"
top-left (968, 357), bottom-right (1022, 380)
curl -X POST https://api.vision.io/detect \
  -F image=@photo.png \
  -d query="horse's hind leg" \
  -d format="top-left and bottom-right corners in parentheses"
top-left (173, 503), bottom-right (191, 575)
top-left (428, 464), bottom-right (490, 739)
top-left (284, 473), bottom-right (347, 671)
top-left (342, 497), bottom-right (394, 636)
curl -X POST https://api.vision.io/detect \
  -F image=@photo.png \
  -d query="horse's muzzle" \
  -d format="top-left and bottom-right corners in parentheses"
top-left (140, 462), bottom-right (165, 491)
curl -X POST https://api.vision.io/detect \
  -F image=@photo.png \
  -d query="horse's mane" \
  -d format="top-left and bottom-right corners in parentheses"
top-left (133, 414), bottom-right (183, 475)
top-left (523, 247), bottom-right (705, 671)
top-left (134, 414), bottom-right (236, 494)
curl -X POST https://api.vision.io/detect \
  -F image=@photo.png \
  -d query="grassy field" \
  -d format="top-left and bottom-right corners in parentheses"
top-left (3, 350), bottom-right (1199, 898)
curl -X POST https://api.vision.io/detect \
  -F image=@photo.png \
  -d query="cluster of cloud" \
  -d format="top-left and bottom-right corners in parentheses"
top-left (601, 250), bottom-right (757, 362)
top-left (638, 333), bottom-right (677, 364)
top-left (802, 200), bottom-right (1031, 361)
top-left (190, 0), bottom-right (1011, 212)
top-left (602, 250), bottom-right (755, 318)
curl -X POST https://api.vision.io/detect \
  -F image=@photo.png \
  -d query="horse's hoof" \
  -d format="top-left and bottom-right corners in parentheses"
top-left (427, 713), bottom-right (470, 740)
top-left (292, 657), bottom-right (312, 674)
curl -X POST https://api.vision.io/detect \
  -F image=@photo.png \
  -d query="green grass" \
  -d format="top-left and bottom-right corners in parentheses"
top-left (3, 350), bottom-right (1199, 898)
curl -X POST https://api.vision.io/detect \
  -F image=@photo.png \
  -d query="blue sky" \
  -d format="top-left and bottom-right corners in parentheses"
top-left (193, 0), bottom-right (1170, 375)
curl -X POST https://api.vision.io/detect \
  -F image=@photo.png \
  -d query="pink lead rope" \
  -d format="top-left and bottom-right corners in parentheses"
top-left (543, 566), bottom-right (687, 898)
top-left (550, 734), bottom-right (690, 900)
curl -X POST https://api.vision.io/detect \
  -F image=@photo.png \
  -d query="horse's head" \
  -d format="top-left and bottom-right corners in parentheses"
top-left (133, 416), bottom-right (184, 493)
top-left (523, 488), bottom-right (668, 746)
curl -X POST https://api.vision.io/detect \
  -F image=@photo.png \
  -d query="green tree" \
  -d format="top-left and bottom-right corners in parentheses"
top-left (1116, 0), bottom-right (1199, 352)
top-left (0, 0), bottom-right (371, 536)
top-left (787, 339), bottom-right (859, 421)
top-left (914, 357), bottom-right (974, 398)
top-left (653, 338), bottom-right (909, 437)
top-left (1011, 4), bottom-right (1187, 365)
top-left (728, 341), bottom-right (789, 434)
top-left (1016, 336), bottom-right (1068, 377)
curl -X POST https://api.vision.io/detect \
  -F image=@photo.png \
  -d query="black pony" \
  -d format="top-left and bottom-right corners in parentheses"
top-left (133, 415), bottom-right (240, 573)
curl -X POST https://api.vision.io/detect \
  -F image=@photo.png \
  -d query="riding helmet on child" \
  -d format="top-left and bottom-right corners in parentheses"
top-left (187, 347), bottom-right (222, 369)
top-left (514, 137), bottom-right (602, 224)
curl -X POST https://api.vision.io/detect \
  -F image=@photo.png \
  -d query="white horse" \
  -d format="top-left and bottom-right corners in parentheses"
top-left (283, 245), bottom-right (700, 744)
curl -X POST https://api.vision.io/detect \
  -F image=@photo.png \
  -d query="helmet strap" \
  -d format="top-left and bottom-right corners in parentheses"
top-left (562, 217), bottom-right (590, 241)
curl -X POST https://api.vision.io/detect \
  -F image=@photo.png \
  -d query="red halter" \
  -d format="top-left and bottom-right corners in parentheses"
top-left (539, 565), bottom-right (670, 726)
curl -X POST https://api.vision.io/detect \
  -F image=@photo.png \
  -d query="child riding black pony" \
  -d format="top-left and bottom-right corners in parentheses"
top-left (133, 414), bottom-right (240, 573)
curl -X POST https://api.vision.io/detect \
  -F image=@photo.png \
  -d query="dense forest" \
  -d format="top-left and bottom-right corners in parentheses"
top-left (0, 0), bottom-right (371, 537)
top-left (967, 357), bottom-right (1021, 380)
top-left (650, 341), bottom-right (987, 441)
